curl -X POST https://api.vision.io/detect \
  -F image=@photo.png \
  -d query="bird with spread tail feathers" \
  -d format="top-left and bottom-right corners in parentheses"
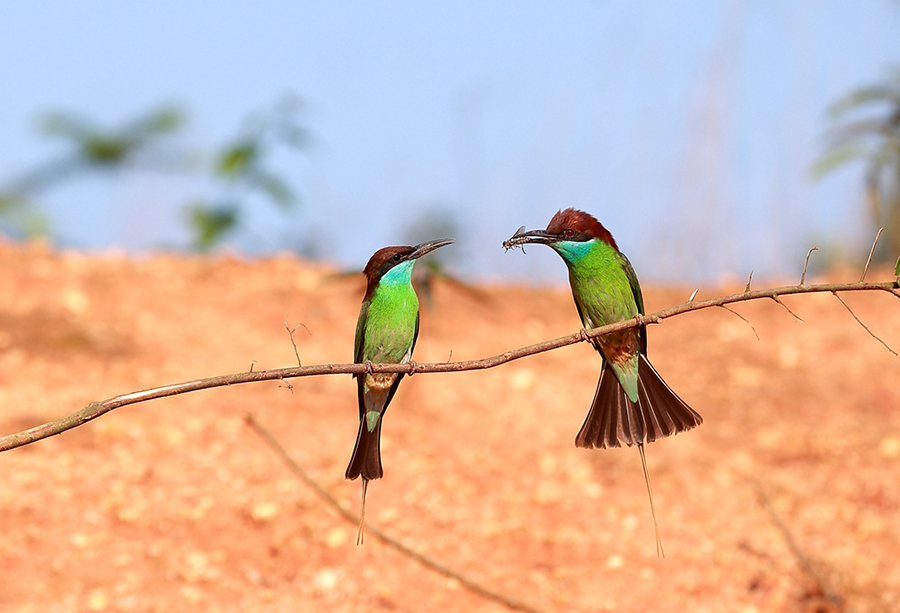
top-left (346, 238), bottom-right (455, 544)
top-left (503, 208), bottom-right (702, 556)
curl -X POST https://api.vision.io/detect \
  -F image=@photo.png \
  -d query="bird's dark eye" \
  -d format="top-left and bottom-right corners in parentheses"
top-left (564, 228), bottom-right (575, 239)
top-left (392, 253), bottom-right (401, 261)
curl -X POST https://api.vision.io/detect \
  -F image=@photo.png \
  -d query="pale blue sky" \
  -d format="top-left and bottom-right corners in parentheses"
top-left (1, 1), bottom-right (898, 281)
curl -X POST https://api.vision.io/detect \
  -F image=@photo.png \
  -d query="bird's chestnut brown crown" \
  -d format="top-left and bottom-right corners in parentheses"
top-left (546, 208), bottom-right (618, 251)
top-left (361, 238), bottom-right (455, 298)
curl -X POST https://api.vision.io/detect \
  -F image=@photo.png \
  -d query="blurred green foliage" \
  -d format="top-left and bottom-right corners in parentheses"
top-left (0, 97), bottom-right (308, 250)
top-left (813, 66), bottom-right (900, 262)
top-left (41, 106), bottom-right (184, 166)
top-left (399, 204), bottom-right (488, 310)
top-left (0, 105), bottom-right (186, 239)
top-left (184, 204), bottom-right (239, 251)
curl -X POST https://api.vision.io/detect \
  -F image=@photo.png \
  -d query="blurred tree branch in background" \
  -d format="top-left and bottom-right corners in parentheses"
top-left (813, 66), bottom-right (900, 261)
top-left (0, 96), bottom-right (309, 249)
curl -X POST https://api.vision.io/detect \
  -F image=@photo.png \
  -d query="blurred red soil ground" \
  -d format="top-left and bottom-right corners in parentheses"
top-left (1, 238), bottom-right (899, 612)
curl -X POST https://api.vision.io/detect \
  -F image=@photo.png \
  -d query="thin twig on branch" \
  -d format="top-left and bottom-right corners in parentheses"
top-left (800, 247), bottom-right (818, 286)
top-left (1, 279), bottom-right (898, 453)
top-left (770, 295), bottom-right (804, 323)
top-left (718, 304), bottom-right (761, 341)
top-left (861, 227), bottom-right (883, 283)
top-left (284, 320), bottom-right (311, 367)
top-left (831, 292), bottom-right (898, 355)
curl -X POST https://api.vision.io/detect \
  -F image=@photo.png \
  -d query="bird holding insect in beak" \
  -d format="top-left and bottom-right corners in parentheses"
top-left (504, 209), bottom-right (701, 556)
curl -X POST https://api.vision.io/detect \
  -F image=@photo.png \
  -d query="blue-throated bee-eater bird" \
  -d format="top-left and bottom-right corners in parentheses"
top-left (346, 237), bottom-right (455, 544)
top-left (503, 208), bottom-right (701, 556)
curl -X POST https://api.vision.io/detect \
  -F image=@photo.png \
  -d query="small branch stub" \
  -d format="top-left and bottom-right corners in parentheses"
top-left (861, 228), bottom-right (884, 283)
top-left (284, 321), bottom-right (311, 367)
top-left (801, 247), bottom-right (818, 286)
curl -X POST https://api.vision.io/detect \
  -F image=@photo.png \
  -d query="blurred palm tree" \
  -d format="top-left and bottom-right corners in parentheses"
top-left (812, 66), bottom-right (900, 262)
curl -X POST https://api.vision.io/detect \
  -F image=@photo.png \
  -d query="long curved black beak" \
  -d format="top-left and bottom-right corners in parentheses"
top-left (408, 237), bottom-right (456, 260)
top-left (502, 227), bottom-right (557, 250)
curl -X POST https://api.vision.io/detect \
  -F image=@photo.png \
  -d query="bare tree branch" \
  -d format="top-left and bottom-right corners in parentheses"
top-left (2, 279), bottom-right (898, 453)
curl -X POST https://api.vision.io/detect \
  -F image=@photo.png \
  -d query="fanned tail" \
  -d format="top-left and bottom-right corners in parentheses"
top-left (345, 418), bottom-right (384, 481)
top-left (576, 354), bottom-right (700, 557)
top-left (575, 354), bottom-right (702, 449)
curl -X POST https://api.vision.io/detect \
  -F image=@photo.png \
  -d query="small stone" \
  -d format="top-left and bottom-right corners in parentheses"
top-left (87, 588), bottom-right (109, 611)
top-left (179, 585), bottom-right (204, 604)
top-left (116, 506), bottom-right (143, 523)
top-left (509, 368), bottom-right (535, 391)
top-left (538, 452), bottom-right (557, 474)
top-left (250, 502), bottom-right (280, 522)
top-left (60, 287), bottom-right (90, 314)
top-left (314, 568), bottom-right (341, 591)
top-left (878, 436), bottom-right (900, 458)
top-left (325, 527), bottom-right (348, 548)
top-left (778, 344), bottom-right (799, 367)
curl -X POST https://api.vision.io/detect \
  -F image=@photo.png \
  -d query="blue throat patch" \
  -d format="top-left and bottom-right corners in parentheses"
top-left (551, 238), bottom-right (599, 264)
top-left (380, 259), bottom-right (416, 285)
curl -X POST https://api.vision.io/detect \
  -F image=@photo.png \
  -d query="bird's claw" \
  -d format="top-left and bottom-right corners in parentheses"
top-left (407, 360), bottom-right (419, 376)
top-left (364, 360), bottom-right (375, 375)
top-left (634, 313), bottom-right (645, 326)
top-left (579, 328), bottom-right (592, 343)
